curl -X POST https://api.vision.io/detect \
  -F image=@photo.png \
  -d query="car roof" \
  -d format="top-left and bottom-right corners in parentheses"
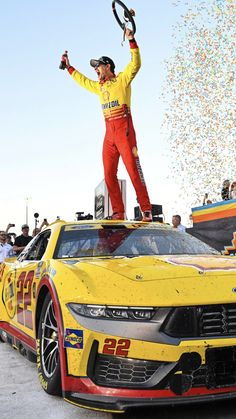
top-left (47, 219), bottom-right (172, 232)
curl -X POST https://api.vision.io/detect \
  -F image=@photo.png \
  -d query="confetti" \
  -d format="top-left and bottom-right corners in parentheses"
top-left (163, 0), bottom-right (236, 213)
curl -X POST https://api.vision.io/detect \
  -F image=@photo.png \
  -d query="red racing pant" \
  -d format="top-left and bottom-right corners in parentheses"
top-left (102, 114), bottom-right (151, 214)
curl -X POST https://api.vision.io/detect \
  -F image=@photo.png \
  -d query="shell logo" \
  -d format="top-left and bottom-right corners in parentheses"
top-left (132, 146), bottom-right (139, 157)
top-left (102, 91), bottom-right (110, 102)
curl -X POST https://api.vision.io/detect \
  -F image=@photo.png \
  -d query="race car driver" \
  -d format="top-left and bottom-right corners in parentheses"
top-left (62, 29), bottom-right (152, 221)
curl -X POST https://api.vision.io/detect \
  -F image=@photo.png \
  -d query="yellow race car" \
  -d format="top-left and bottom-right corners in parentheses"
top-left (1, 219), bottom-right (236, 413)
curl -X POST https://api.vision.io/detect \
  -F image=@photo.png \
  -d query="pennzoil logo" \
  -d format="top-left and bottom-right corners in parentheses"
top-left (102, 99), bottom-right (120, 110)
top-left (64, 329), bottom-right (84, 349)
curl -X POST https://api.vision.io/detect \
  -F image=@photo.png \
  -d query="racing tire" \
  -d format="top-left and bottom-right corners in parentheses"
top-left (0, 330), bottom-right (5, 342)
top-left (37, 293), bottom-right (62, 396)
top-left (112, 0), bottom-right (136, 35)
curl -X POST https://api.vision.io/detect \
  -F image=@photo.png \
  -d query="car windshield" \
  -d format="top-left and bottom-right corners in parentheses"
top-left (53, 224), bottom-right (219, 259)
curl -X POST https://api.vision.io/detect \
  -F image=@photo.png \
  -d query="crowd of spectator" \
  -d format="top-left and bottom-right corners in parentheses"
top-left (221, 179), bottom-right (236, 201)
top-left (200, 179), bottom-right (236, 207)
top-left (2, 189), bottom-right (236, 263)
top-left (0, 219), bottom-right (49, 263)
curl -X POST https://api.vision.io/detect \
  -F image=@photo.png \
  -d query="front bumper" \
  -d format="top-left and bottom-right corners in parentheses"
top-left (63, 345), bottom-right (236, 412)
top-left (64, 386), bottom-right (236, 413)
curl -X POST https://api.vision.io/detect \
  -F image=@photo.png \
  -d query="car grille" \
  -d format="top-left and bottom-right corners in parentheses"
top-left (192, 346), bottom-right (236, 388)
top-left (199, 305), bottom-right (236, 336)
top-left (89, 346), bottom-right (236, 390)
top-left (163, 304), bottom-right (236, 338)
top-left (93, 354), bottom-right (167, 388)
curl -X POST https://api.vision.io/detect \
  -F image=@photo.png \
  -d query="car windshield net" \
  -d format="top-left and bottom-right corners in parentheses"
top-left (53, 225), bottom-right (219, 258)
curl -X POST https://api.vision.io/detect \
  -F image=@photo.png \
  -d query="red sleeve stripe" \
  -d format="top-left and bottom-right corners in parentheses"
top-left (129, 40), bottom-right (138, 49)
top-left (68, 66), bottom-right (75, 75)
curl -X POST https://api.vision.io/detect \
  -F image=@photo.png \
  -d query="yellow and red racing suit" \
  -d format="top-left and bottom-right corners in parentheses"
top-left (68, 40), bottom-right (151, 215)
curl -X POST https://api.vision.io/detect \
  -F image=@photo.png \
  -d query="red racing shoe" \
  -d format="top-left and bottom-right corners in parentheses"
top-left (111, 212), bottom-right (126, 220)
top-left (142, 211), bottom-right (153, 222)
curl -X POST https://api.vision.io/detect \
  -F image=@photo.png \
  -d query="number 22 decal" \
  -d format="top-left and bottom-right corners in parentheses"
top-left (16, 270), bottom-right (34, 329)
top-left (102, 338), bottom-right (131, 357)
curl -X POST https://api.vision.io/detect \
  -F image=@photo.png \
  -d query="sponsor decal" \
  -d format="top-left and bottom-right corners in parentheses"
top-left (41, 265), bottom-right (56, 280)
top-left (61, 260), bottom-right (78, 265)
top-left (47, 266), bottom-right (56, 278)
top-left (135, 158), bottom-right (146, 185)
top-left (132, 146), bottom-right (139, 158)
top-left (102, 99), bottom-right (120, 110)
top-left (102, 91), bottom-right (110, 102)
top-left (65, 225), bottom-right (98, 231)
top-left (0, 264), bottom-right (6, 282)
top-left (64, 329), bottom-right (84, 349)
top-left (167, 256), bottom-right (236, 272)
top-left (35, 261), bottom-right (44, 279)
top-left (3, 272), bottom-right (16, 319)
top-left (37, 339), bottom-right (48, 390)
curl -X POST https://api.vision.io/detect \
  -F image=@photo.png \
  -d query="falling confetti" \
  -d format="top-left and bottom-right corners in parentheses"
top-left (162, 0), bottom-right (236, 213)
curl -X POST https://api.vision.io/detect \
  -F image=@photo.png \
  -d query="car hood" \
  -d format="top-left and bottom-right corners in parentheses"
top-left (53, 255), bottom-right (236, 306)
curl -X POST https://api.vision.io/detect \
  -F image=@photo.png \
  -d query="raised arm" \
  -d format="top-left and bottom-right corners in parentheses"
top-left (62, 51), bottom-right (99, 94)
top-left (122, 29), bottom-right (141, 86)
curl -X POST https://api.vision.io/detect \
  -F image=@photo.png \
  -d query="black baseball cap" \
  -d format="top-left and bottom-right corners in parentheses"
top-left (90, 56), bottom-right (115, 72)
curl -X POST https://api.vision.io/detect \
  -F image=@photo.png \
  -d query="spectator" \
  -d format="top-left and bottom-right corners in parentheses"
top-left (172, 215), bottom-right (186, 232)
top-left (32, 219), bottom-right (49, 237)
top-left (0, 231), bottom-right (13, 262)
top-left (32, 228), bottom-right (40, 237)
top-left (230, 182), bottom-right (236, 200)
top-left (221, 180), bottom-right (230, 200)
top-left (6, 234), bottom-right (14, 246)
top-left (203, 193), bottom-right (212, 205)
top-left (189, 213), bottom-right (193, 227)
top-left (13, 224), bottom-right (33, 255)
top-left (5, 223), bottom-right (15, 233)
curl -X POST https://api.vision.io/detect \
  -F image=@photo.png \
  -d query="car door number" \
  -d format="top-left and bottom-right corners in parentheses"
top-left (16, 270), bottom-right (34, 329)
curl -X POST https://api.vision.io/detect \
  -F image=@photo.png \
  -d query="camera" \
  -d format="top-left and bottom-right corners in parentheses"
top-left (75, 212), bottom-right (93, 221)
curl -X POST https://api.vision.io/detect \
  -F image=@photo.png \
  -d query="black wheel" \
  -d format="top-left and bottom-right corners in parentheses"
top-left (112, 0), bottom-right (136, 35)
top-left (37, 293), bottom-right (62, 395)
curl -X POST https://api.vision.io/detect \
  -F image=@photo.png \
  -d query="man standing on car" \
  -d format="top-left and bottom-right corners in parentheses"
top-left (61, 29), bottom-right (152, 222)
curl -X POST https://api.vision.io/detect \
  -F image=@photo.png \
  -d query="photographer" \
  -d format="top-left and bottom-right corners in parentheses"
top-left (5, 223), bottom-right (15, 233)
